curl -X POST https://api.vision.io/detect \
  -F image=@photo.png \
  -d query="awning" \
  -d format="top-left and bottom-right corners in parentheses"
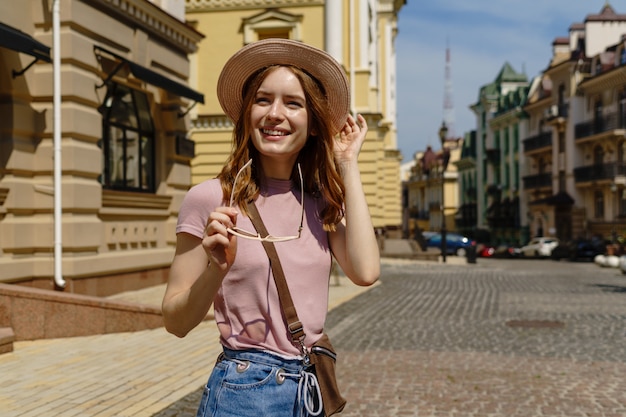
top-left (94, 45), bottom-right (204, 104)
top-left (0, 21), bottom-right (51, 63)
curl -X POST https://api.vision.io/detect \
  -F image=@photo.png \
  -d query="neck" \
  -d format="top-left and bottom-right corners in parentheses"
top-left (258, 156), bottom-right (297, 180)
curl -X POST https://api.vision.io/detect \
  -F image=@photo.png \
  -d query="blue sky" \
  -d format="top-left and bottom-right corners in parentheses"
top-left (395, 1), bottom-right (615, 162)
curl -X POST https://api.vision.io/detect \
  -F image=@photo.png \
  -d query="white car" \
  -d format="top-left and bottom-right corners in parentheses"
top-left (520, 237), bottom-right (560, 258)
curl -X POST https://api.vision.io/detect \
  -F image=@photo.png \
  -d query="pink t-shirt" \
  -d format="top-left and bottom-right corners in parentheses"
top-left (176, 177), bottom-right (332, 357)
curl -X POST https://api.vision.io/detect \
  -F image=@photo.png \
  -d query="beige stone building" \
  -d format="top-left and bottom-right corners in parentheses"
top-left (0, 0), bottom-right (202, 294)
top-left (185, 0), bottom-right (405, 233)
top-left (523, 4), bottom-right (626, 244)
top-left (403, 137), bottom-right (462, 239)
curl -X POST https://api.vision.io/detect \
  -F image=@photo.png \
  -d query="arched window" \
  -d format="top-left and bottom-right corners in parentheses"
top-left (619, 89), bottom-right (626, 128)
top-left (594, 190), bottom-right (604, 219)
top-left (594, 99), bottom-right (603, 133)
top-left (99, 83), bottom-right (155, 192)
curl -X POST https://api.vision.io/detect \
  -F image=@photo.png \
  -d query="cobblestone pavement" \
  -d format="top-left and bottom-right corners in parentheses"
top-left (155, 258), bottom-right (626, 417)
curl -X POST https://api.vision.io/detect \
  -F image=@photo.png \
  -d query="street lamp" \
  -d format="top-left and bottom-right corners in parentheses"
top-left (438, 121), bottom-right (448, 263)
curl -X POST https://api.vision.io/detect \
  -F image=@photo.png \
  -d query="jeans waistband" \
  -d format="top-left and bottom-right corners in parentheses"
top-left (222, 347), bottom-right (304, 373)
top-left (221, 347), bottom-right (323, 416)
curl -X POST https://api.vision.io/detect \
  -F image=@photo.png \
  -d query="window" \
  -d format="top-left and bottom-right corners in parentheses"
top-left (558, 131), bottom-right (565, 153)
top-left (594, 190), bottom-right (604, 219)
top-left (617, 89), bottom-right (626, 129)
top-left (242, 9), bottom-right (302, 44)
top-left (99, 83), bottom-right (155, 192)
top-left (593, 145), bottom-right (604, 166)
top-left (558, 171), bottom-right (565, 192)
top-left (594, 99), bottom-right (603, 132)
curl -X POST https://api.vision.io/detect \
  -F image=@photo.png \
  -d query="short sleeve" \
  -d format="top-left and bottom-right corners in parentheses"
top-left (176, 179), bottom-right (224, 239)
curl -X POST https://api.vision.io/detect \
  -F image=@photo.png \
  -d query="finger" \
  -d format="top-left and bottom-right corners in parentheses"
top-left (357, 113), bottom-right (368, 129)
top-left (215, 207), bottom-right (238, 228)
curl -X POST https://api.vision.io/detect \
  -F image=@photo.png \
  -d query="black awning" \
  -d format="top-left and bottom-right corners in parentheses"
top-left (94, 46), bottom-right (204, 104)
top-left (0, 22), bottom-right (51, 63)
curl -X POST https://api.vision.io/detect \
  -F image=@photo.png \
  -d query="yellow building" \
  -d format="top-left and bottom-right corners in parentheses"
top-left (185, 0), bottom-right (405, 232)
top-left (404, 137), bottom-right (462, 238)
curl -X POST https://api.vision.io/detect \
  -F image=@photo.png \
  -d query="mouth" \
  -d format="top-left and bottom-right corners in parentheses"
top-left (260, 128), bottom-right (290, 137)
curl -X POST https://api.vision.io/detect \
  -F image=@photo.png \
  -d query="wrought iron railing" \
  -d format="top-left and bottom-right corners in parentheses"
top-left (523, 131), bottom-right (552, 152)
top-left (573, 162), bottom-right (626, 182)
top-left (522, 173), bottom-right (552, 189)
top-left (575, 111), bottom-right (626, 139)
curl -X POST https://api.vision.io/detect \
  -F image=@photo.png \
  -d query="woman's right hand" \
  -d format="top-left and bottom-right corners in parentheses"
top-left (203, 207), bottom-right (238, 272)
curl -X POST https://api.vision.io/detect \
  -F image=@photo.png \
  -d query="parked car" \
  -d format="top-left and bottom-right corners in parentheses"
top-left (493, 245), bottom-right (522, 258)
top-left (425, 233), bottom-right (476, 256)
top-left (519, 237), bottom-right (560, 258)
top-left (477, 244), bottom-right (496, 258)
top-left (551, 238), bottom-right (606, 262)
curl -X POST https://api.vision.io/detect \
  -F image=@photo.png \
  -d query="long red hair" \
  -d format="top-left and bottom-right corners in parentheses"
top-left (218, 65), bottom-right (345, 231)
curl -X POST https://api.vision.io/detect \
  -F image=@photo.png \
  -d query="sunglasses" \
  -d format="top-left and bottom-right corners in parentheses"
top-left (227, 159), bottom-right (304, 242)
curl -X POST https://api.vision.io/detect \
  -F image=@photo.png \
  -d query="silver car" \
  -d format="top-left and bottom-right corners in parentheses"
top-left (520, 237), bottom-right (560, 258)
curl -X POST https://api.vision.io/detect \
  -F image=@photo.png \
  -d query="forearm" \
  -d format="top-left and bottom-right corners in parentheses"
top-left (340, 159), bottom-right (380, 284)
top-left (162, 259), bottom-right (226, 337)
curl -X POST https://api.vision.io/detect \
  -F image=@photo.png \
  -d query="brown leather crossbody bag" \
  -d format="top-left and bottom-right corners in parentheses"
top-left (247, 201), bottom-right (347, 416)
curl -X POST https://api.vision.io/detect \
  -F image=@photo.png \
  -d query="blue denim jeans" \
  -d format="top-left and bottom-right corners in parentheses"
top-left (196, 348), bottom-right (323, 417)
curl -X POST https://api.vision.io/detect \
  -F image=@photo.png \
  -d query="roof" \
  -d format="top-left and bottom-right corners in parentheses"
top-left (585, 3), bottom-right (626, 22)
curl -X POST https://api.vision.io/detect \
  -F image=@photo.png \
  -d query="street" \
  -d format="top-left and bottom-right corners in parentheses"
top-left (156, 258), bottom-right (626, 417)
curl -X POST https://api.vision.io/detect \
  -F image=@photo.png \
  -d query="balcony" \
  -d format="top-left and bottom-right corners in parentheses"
top-left (574, 162), bottom-right (626, 183)
top-left (545, 103), bottom-right (568, 121)
top-left (522, 173), bottom-right (552, 190)
top-left (485, 149), bottom-right (500, 164)
top-left (486, 184), bottom-right (502, 195)
top-left (575, 111), bottom-right (626, 140)
top-left (429, 201), bottom-right (441, 211)
top-left (409, 207), bottom-right (430, 220)
top-left (523, 131), bottom-right (552, 153)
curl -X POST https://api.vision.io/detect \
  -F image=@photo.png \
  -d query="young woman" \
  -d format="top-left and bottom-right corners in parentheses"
top-left (162, 39), bottom-right (380, 417)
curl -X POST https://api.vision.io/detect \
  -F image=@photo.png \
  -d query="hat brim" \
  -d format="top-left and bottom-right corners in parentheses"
top-left (217, 39), bottom-right (350, 135)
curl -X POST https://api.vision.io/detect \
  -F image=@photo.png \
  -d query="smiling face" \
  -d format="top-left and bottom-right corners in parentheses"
top-left (249, 66), bottom-right (311, 176)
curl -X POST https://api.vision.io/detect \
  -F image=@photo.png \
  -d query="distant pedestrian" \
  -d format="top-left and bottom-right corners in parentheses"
top-left (161, 39), bottom-right (380, 417)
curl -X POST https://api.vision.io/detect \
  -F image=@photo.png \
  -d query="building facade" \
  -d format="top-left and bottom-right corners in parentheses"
top-left (185, 0), bottom-right (405, 233)
top-left (403, 137), bottom-right (462, 239)
top-left (454, 130), bottom-right (478, 239)
top-left (523, 4), bottom-right (626, 244)
top-left (0, 0), bottom-right (202, 294)
top-left (469, 63), bottom-right (529, 245)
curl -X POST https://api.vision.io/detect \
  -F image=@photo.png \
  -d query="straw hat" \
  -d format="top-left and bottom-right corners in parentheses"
top-left (217, 38), bottom-right (350, 135)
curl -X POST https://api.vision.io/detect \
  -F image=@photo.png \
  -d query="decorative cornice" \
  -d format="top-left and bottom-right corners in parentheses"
top-left (88, 0), bottom-right (204, 53)
top-left (186, 0), bottom-right (324, 13)
top-left (192, 114), bottom-right (234, 130)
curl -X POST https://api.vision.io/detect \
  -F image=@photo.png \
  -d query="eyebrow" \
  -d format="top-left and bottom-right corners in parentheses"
top-left (255, 89), bottom-right (306, 102)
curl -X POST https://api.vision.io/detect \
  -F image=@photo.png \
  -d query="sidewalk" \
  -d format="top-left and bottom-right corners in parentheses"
top-left (0, 268), bottom-right (381, 417)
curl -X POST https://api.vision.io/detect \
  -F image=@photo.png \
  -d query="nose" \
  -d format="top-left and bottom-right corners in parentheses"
top-left (266, 100), bottom-right (284, 121)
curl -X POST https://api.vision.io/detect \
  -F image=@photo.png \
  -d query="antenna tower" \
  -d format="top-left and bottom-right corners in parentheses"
top-left (442, 39), bottom-right (455, 139)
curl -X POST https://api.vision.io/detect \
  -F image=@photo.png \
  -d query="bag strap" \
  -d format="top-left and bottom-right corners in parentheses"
top-left (246, 200), bottom-right (306, 346)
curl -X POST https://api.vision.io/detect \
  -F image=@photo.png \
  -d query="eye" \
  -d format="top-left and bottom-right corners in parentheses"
top-left (255, 96), bottom-right (271, 105)
top-left (287, 100), bottom-right (304, 109)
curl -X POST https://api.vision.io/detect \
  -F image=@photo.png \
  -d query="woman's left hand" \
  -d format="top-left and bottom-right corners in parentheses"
top-left (335, 114), bottom-right (368, 166)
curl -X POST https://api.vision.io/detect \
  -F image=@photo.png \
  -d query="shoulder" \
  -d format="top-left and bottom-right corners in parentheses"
top-left (183, 178), bottom-right (223, 207)
top-left (177, 179), bottom-right (224, 237)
